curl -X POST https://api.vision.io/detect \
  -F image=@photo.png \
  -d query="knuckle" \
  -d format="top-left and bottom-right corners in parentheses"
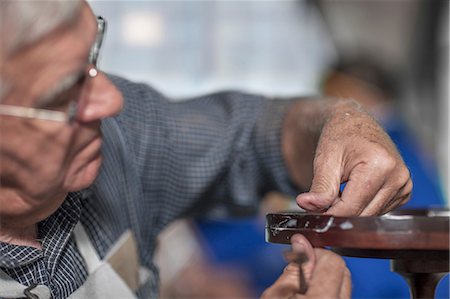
top-left (375, 154), bottom-right (397, 172)
top-left (365, 146), bottom-right (398, 173)
top-left (395, 167), bottom-right (411, 186)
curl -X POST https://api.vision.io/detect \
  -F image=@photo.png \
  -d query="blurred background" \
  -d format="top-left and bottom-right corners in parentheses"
top-left (90, 1), bottom-right (448, 298)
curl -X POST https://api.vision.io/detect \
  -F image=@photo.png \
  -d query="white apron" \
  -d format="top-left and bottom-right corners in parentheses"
top-left (0, 224), bottom-right (149, 299)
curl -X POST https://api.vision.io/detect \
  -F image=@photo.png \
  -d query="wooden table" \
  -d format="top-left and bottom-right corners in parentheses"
top-left (266, 209), bottom-right (449, 299)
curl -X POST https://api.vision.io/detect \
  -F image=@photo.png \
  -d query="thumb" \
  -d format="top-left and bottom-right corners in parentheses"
top-left (296, 158), bottom-right (341, 212)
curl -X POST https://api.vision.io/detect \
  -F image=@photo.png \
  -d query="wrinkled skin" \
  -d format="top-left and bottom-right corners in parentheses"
top-left (262, 234), bottom-right (351, 299)
top-left (283, 99), bottom-right (412, 216)
top-left (0, 3), bottom-right (123, 230)
top-left (0, 2), bottom-right (409, 297)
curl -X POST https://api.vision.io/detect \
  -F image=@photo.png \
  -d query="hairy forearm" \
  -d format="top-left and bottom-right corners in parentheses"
top-left (282, 96), bottom-right (411, 216)
top-left (282, 98), bottom-right (323, 190)
top-left (282, 98), bottom-right (375, 190)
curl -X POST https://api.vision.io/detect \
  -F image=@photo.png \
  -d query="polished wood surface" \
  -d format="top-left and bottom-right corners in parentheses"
top-left (265, 209), bottom-right (449, 252)
top-left (266, 209), bottom-right (449, 299)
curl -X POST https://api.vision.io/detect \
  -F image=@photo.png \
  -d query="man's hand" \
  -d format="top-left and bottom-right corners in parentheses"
top-left (262, 234), bottom-right (351, 299)
top-left (283, 99), bottom-right (412, 216)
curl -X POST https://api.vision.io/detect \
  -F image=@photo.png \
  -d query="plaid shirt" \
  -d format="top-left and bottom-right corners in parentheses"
top-left (0, 75), bottom-right (297, 298)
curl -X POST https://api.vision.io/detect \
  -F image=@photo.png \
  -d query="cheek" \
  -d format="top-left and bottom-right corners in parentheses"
top-left (0, 121), bottom-right (74, 197)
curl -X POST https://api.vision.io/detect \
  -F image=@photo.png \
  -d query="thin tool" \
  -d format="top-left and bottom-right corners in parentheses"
top-left (283, 250), bottom-right (309, 294)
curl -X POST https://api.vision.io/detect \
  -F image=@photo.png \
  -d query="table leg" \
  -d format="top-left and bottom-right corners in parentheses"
top-left (391, 259), bottom-right (448, 299)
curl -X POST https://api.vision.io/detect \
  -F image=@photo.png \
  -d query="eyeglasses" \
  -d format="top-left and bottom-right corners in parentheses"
top-left (0, 16), bottom-right (106, 123)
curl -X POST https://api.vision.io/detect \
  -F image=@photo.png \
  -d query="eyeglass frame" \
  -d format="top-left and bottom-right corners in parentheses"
top-left (0, 16), bottom-right (106, 123)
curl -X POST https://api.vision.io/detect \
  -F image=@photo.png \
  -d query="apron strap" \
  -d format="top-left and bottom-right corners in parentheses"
top-left (73, 223), bottom-right (102, 274)
top-left (0, 268), bottom-right (51, 299)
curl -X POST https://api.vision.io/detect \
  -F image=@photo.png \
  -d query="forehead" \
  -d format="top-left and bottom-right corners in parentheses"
top-left (1, 4), bottom-right (97, 106)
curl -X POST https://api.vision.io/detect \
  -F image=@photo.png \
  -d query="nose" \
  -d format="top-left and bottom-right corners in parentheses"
top-left (77, 71), bottom-right (124, 123)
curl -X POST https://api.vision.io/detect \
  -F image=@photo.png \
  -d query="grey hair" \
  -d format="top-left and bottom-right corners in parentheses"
top-left (0, 0), bottom-right (82, 100)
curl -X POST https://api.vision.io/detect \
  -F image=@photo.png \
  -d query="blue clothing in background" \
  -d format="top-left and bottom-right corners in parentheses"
top-left (387, 118), bottom-right (445, 208)
top-left (196, 117), bottom-right (448, 298)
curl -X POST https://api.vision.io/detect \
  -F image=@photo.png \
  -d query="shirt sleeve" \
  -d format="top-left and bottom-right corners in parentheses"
top-left (110, 75), bottom-right (299, 221)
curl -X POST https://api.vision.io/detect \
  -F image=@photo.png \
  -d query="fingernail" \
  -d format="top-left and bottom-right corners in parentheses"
top-left (292, 237), bottom-right (306, 249)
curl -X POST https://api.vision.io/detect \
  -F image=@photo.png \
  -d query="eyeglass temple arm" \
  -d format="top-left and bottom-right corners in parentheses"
top-left (89, 16), bottom-right (106, 67)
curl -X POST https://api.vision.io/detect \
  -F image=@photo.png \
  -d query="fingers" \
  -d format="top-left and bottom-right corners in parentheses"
top-left (380, 181), bottom-right (412, 214)
top-left (261, 235), bottom-right (316, 299)
top-left (296, 149), bottom-right (342, 212)
top-left (295, 99), bottom-right (413, 217)
top-left (262, 235), bottom-right (351, 299)
top-left (306, 249), bottom-right (351, 299)
top-left (291, 234), bottom-right (316, 281)
top-left (340, 268), bottom-right (352, 299)
top-left (300, 143), bottom-right (412, 217)
top-left (331, 154), bottom-right (412, 216)
top-left (362, 173), bottom-right (412, 216)
top-left (260, 262), bottom-right (303, 298)
top-left (325, 162), bottom-right (385, 217)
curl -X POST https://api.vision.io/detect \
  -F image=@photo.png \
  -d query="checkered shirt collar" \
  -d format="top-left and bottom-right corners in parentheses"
top-left (0, 192), bottom-right (83, 270)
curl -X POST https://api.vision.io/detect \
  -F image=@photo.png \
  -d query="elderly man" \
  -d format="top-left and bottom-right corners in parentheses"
top-left (0, 1), bottom-right (411, 298)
